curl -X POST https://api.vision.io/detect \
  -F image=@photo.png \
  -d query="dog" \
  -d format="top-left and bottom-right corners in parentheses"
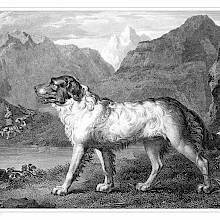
top-left (35, 75), bottom-right (219, 196)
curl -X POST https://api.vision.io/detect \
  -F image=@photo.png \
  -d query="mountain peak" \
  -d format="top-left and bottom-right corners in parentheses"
top-left (0, 30), bottom-right (51, 48)
top-left (114, 15), bottom-right (220, 118)
top-left (120, 26), bottom-right (138, 45)
top-left (101, 26), bottom-right (150, 69)
top-left (182, 15), bottom-right (216, 30)
top-left (120, 15), bottom-right (220, 72)
top-left (123, 25), bottom-right (136, 35)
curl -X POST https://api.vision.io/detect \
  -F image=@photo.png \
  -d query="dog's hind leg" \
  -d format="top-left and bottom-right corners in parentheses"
top-left (136, 139), bottom-right (163, 191)
top-left (173, 141), bottom-right (211, 193)
top-left (95, 148), bottom-right (115, 192)
top-left (164, 121), bottom-right (211, 193)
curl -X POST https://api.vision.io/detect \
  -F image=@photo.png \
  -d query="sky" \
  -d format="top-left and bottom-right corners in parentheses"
top-left (0, 10), bottom-right (220, 52)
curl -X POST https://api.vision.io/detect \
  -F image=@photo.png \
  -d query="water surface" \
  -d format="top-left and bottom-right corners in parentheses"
top-left (0, 144), bottom-right (143, 170)
top-left (0, 144), bottom-right (72, 169)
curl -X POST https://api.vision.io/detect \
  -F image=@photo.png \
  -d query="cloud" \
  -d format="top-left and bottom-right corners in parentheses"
top-left (81, 18), bottom-right (109, 26)
top-left (43, 17), bottom-right (76, 28)
top-left (0, 12), bottom-right (16, 28)
top-left (137, 30), bottom-right (166, 40)
top-left (54, 36), bottom-right (107, 51)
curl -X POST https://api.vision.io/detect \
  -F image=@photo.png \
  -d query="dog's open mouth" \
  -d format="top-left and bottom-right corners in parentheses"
top-left (36, 95), bottom-right (57, 104)
top-left (37, 94), bottom-right (66, 105)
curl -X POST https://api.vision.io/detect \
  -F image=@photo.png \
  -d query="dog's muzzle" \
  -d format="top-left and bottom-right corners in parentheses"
top-left (34, 84), bottom-right (65, 104)
top-left (34, 85), bottom-right (55, 104)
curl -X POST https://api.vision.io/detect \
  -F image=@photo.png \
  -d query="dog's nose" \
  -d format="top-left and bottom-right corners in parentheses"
top-left (38, 87), bottom-right (47, 95)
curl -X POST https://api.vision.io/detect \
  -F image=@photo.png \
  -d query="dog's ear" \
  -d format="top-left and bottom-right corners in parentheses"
top-left (65, 76), bottom-right (84, 101)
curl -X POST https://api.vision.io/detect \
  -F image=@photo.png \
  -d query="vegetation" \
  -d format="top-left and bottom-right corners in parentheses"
top-left (1, 149), bottom-right (220, 208)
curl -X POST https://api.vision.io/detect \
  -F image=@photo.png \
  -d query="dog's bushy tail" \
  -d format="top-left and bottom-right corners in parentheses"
top-left (179, 103), bottom-right (220, 152)
top-left (160, 97), bottom-right (219, 154)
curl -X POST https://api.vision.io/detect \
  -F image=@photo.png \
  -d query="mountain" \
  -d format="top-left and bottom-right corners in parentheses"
top-left (96, 15), bottom-right (220, 118)
top-left (0, 15), bottom-right (219, 119)
top-left (101, 26), bottom-right (150, 70)
top-left (207, 48), bottom-right (220, 131)
top-left (0, 31), bottom-right (114, 109)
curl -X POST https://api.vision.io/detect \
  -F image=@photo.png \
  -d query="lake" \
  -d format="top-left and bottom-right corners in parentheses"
top-left (0, 144), bottom-right (142, 170)
top-left (0, 145), bottom-right (72, 169)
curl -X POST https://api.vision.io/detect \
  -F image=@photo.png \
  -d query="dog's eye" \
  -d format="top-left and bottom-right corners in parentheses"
top-left (51, 84), bottom-right (58, 91)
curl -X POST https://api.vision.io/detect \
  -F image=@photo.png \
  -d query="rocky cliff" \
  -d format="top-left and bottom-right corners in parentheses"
top-left (97, 15), bottom-right (220, 118)
top-left (0, 31), bottom-right (114, 109)
top-left (207, 48), bottom-right (220, 131)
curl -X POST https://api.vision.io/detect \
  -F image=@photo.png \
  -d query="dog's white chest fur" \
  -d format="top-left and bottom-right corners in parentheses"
top-left (52, 98), bottom-right (102, 144)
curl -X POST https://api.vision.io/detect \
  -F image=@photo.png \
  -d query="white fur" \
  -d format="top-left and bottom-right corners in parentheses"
top-left (52, 85), bottom-right (174, 147)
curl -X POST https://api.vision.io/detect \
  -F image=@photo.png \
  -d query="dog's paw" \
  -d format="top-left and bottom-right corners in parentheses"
top-left (197, 184), bottom-right (211, 194)
top-left (51, 185), bottom-right (68, 196)
top-left (136, 182), bottom-right (151, 191)
top-left (96, 183), bottom-right (113, 193)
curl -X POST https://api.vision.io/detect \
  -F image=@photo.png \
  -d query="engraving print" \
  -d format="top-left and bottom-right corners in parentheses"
top-left (0, 11), bottom-right (220, 209)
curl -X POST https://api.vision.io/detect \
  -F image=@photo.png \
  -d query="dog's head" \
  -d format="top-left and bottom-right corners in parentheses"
top-left (34, 75), bottom-right (84, 105)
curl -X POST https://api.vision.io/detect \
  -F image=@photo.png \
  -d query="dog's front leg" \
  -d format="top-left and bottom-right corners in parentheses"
top-left (6, 131), bottom-right (10, 140)
top-left (52, 143), bottom-right (84, 196)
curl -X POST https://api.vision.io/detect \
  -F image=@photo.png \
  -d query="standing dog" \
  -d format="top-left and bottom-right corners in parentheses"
top-left (35, 75), bottom-right (218, 196)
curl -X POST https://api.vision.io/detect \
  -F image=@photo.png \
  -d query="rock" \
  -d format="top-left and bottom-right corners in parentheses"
top-left (0, 169), bottom-right (7, 180)
top-left (1, 197), bottom-right (55, 208)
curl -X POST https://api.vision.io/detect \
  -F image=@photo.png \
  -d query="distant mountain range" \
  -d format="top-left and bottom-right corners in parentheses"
top-left (0, 15), bottom-right (219, 120)
top-left (0, 31), bottom-right (114, 109)
top-left (96, 15), bottom-right (220, 118)
top-left (101, 26), bottom-right (150, 70)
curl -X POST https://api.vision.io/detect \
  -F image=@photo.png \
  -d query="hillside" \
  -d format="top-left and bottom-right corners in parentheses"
top-left (0, 97), bottom-right (25, 128)
top-left (96, 15), bottom-right (220, 118)
top-left (0, 96), bottom-right (68, 148)
top-left (0, 31), bottom-right (114, 109)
